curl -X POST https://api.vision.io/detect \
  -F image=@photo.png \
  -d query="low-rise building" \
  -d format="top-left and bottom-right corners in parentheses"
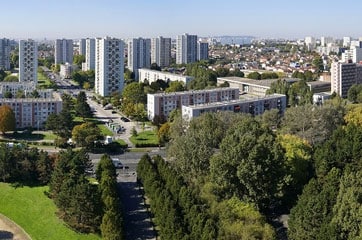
top-left (0, 91), bottom-right (62, 129)
top-left (182, 94), bottom-right (286, 120)
top-left (139, 68), bottom-right (194, 85)
top-left (307, 81), bottom-right (331, 93)
top-left (147, 87), bottom-right (239, 120)
top-left (313, 92), bottom-right (332, 105)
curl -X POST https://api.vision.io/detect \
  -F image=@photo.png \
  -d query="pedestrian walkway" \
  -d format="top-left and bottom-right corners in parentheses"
top-left (118, 174), bottom-right (156, 240)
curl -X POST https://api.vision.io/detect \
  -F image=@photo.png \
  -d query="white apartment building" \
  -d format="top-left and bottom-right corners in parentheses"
top-left (151, 37), bottom-right (171, 68)
top-left (55, 39), bottom-right (73, 65)
top-left (331, 62), bottom-right (362, 98)
top-left (182, 94), bottom-right (287, 120)
top-left (95, 37), bottom-right (124, 97)
top-left (60, 63), bottom-right (75, 79)
top-left (0, 38), bottom-right (11, 70)
top-left (128, 38), bottom-right (151, 80)
top-left (176, 33), bottom-right (198, 64)
top-left (320, 37), bottom-right (334, 47)
top-left (138, 68), bottom-right (194, 85)
top-left (0, 91), bottom-right (62, 129)
top-left (305, 36), bottom-right (316, 51)
top-left (343, 37), bottom-right (351, 47)
top-left (19, 39), bottom-right (37, 83)
top-left (82, 38), bottom-right (95, 71)
top-left (341, 47), bottom-right (362, 63)
top-left (197, 40), bottom-right (209, 61)
top-left (147, 87), bottom-right (239, 120)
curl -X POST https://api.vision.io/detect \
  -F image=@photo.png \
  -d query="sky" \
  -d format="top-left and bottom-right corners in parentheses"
top-left (2, 0), bottom-right (362, 40)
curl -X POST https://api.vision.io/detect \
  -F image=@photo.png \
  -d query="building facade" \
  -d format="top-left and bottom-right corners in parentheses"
top-left (127, 38), bottom-right (151, 80)
top-left (151, 37), bottom-right (171, 68)
top-left (82, 38), bottom-right (95, 71)
top-left (0, 91), bottom-right (62, 129)
top-left (0, 38), bottom-right (11, 70)
top-left (331, 62), bottom-right (362, 97)
top-left (182, 94), bottom-right (287, 120)
top-left (60, 63), bottom-right (75, 79)
top-left (176, 33), bottom-right (198, 64)
top-left (79, 38), bottom-right (86, 56)
top-left (147, 87), bottom-right (239, 120)
top-left (19, 39), bottom-right (38, 83)
top-left (95, 37), bottom-right (124, 97)
top-left (138, 68), bottom-right (194, 85)
top-left (55, 39), bottom-right (73, 65)
top-left (197, 40), bottom-right (209, 61)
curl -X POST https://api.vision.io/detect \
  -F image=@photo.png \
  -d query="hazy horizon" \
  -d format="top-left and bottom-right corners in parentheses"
top-left (2, 0), bottom-right (362, 40)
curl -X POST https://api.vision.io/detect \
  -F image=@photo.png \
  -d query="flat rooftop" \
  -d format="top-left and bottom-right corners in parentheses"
top-left (148, 87), bottom-right (240, 97)
top-left (217, 76), bottom-right (300, 88)
top-left (183, 94), bottom-right (286, 110)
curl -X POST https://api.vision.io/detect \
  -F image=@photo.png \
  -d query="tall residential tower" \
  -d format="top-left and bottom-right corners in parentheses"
top-left (82, 38), bottom-right (95, 71)
top-left (19, 39), bottom-right (37, 83)
top-left (55, 39), bottom-right (73, 65)
top-left (176, 33), bottom-right (198, 64)
top-left (151, 36), bottom-right (171, 68)
top-left (127, 38), bottom-right (151, 80)
top-left (95, 37), bottom-right (124, 97)
top-left (0, 38), bottom-right (11, 70)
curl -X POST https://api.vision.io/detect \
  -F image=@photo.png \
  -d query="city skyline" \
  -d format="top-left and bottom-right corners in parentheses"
top-left (2, 0), bottom-right (362, 39)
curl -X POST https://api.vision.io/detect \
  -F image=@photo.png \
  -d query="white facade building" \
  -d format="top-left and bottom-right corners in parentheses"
top-left (342, 47), bottom-right (362, 63)
top-left (305, 36), bottom-right (316, 51)
top-left (331, 61), bottom-right (362, 97)
top-left (151, 37), bottom-right (171, 68)
top-left (128, 38), bottom-right (151, 80)
top-left (0, 38), bottom-right (11, 70)
top-left (176, 33), bottom-right (198, 64)
top-left (95, 37), bottom-right (124, 97)
top-left (182, 94), bottom-right (287, 120)
top-left (147, 87), bottom-right (239, 120)
top-left (320, 37), bottom-right (334, 47)
top-left (55, 39), bottom-right (73, 65)
top-left (138, 69), bottom-right (194, 85)
top-left (343, 37), bottom-right (351, 47)
top-left (82, 38), bottom-right (95, 71)
top-left (60, 63), bottom-right (75, 79)
top-left (197, 40), bottom-right (209, 61)
top-left (19, 39), bottom-right (37, 83)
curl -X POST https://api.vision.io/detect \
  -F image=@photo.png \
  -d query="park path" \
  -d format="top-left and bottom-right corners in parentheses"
top-left (0, 213), bottom-right (32, 240)
top-left (118, 174), bottom-right (156, 240)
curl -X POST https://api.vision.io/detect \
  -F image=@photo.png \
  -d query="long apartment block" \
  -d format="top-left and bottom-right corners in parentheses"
top-left (0, 91), bottom-right (62, 129)
top-left (182, 94), bottom-right (287, 120)
top-left (147, 87), bottom-right (239, 120)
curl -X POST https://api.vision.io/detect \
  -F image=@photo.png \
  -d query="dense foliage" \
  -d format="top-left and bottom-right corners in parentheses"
top-left (0, 144), bottom-right (54, 184)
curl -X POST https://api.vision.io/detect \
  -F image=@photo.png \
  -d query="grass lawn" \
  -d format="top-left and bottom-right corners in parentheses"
top-left (0, 183), bottom-right (101, 240)
top-left (37, 72), bottom-right (53, 88)
top-left (3, 131), bottom-right (57, 141)
top-left (98, 124), bottom-right (113, 136)
top-left (130, 130), bottom-right (159, 146)
top-left (115, 139), bottom-right (128, 148)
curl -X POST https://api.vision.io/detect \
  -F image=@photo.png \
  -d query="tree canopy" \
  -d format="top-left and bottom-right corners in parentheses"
top-left (0, 105), bottom-right (16, 134)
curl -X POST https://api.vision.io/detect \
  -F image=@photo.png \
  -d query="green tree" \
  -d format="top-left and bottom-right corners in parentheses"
top-left (215, 67), bottom-right (229, 77)
top-left (230, 68), bottom-right (244, 77)
top-left (3, 91), bottom-right (12, 98)
top-left (0, 144), bottom-right (15, 182)
top-left (75, 91), bottom-right (92, 119)
top-left (247, 71), bottom-right (261, 80)
top-left (332, 168), bottom-right (362, 239)
top-left (0, 70), bottom-right (7, 81)
top-left (72, 122), bottom-right (103, 149)
top-left (313, 56), bottom-right (324, 72)
top-left (210, 116), bottom-right (285, 211)
top-left (3, 75), bottom-right (18, 82)
top-left (150, 63), bottom-right (161, 71)
top-left (288, 80), bottom-right (312, 106)
top-left (0, 105), bottom-right (16, 134)
top-left (157, 122), bottom-right (170, 145)
top-left (165, 81), bottom-right (185, 93)
top-left (288, 168), bottom-right (341, 240)
top-left (73, 54), bottom-right (85, 68)
top-left (121, 82), bottom-right (146, 117)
